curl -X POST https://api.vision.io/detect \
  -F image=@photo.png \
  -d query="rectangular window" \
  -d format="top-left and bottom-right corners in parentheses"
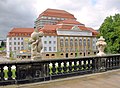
top-left (18, 42), bottom-right (20, 45)
top-left (48, 17), bottom-right (51, 19)
top-left (52, 17), bottom-right (56, 19)
top-left (14, 47), bottom-right (16, 50)
top-left (21, 47), bottom-right (23, 49)
top-left (10, 47), bottom-right (12, 51)
top-left (9, 42), bottom-right (11, 45)
top-left (57, 18), bottom-right (60, 20)
top-left (21, 42), bottom-right (23, 45)
top-left (14, 42), bottom-right (16, 45)
top-left (14, 38), bottom-right (16, 40)
top-left (18, 47), bottom-right (20, 50)
top-left (44, 41), bottom-right (47, 44)
top-left (9, 38), bottom-right (12, 40)
top-left (28, 34), bottom-right (30, 36)
top-left (21, 38), bottom-right (23, 40)
top-left (53, 41), bottom-right (56, 44)
top-left (54, 47), bottom-right (56, 51)
top-left (49, 47), bottom-right (51, 51)
top-left (18, 38), bottom-right (20, 40)
top-left (61, 18), bottom-right (64, 20)
top-left (44, 47), bottom-right (47, 51)
top-left (49, 41), bottom-right (51, 44)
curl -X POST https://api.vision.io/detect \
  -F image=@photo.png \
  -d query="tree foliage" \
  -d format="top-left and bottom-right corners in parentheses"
top-left (99, 14), bottom-right (120, 54)
top-left (1, 41), bottom-right (5, 47)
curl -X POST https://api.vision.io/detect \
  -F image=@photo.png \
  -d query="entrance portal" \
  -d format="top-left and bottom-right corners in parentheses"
top-left (66, 53), bottom-right (68, 58)
top-left (84, 52), bottom-right (85, 56)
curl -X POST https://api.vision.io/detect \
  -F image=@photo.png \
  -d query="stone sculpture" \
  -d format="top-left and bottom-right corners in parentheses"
top-left (96, 36), bottom-right (107, 71)
top-left (96, 36), bottom-right (107, 56)
top-left (29, 27), bottom-right (44, 60)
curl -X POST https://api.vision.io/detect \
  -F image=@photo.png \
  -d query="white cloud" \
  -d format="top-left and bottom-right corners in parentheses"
top-left (33, 0), bottom-right (120, 30)
top-left (0, 0), bottom-right (120, 38)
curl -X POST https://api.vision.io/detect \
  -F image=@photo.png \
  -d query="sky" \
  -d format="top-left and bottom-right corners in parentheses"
top-left (0, 0), bottom-right (120, 38)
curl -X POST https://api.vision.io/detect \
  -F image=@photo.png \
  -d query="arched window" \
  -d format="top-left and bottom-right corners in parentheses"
top-left (65, 39), bottom-right (68, 46)
top-left (84, 39), bottom-right (86, 46)
top-left (75, 39), bottom-right (78, 46)
top-left (70, 39), bottom-right (73, 46)
top-left (79, 39), bottom-right (82, 46)
top-left (88, 39), bottom-right (90, 48)
top-left (60, 39), bottom-right (64, 46)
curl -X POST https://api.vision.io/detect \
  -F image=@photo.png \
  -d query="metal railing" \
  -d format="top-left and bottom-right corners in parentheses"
top-left (0, 54), bottom-right (120, 85)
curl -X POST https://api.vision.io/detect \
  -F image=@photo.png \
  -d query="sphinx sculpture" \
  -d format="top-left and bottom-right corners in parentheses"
top-left (29, 27), bottom-right (44, 60)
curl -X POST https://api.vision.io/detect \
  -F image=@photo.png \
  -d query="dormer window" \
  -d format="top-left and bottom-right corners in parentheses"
top-left (48, 17), bottom-right (51, 19)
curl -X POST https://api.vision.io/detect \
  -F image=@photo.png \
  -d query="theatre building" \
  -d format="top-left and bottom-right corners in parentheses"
top-left (6, 9), bottom-right (98, 59)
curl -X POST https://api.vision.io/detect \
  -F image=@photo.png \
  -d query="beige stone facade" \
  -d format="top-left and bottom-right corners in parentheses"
top-left (41, 35), bottom-right (98, 59)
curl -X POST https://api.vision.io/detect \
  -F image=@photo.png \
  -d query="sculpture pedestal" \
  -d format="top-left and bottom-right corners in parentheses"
top-left (97, 52), bottom-right (106, 56)
top-left (96, 36), bottom-right (107, 72)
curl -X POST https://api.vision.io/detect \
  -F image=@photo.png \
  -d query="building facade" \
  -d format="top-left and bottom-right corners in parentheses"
top-left (6, 9), bottom-right (98, 59)
top-left (35, 8), bottom-right (77, 29)
top-left (40, 20), bottom-right (98, 59)
top-left (6, 28), bottom-right (33, 58)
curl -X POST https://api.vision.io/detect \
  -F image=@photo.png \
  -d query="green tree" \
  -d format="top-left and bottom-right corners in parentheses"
top-left (1, 41), bottom-right (5, 47)
top-left (99, 14), bottom-right (120, 54)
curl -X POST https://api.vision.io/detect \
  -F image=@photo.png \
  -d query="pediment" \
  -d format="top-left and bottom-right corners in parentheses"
top-left (71, 26), bottom-right (82, 31)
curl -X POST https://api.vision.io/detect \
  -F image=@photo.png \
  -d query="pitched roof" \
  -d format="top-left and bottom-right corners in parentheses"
top-left (40, 24), bottom-right (98, 36)
top-left (87, 27), bottom-right (99, 35)
top-left (7, 28), bottom-right (34, 37)
top-left (40, 25), bottom-right (57, 33)
top-left (10, 28), bottom-right (34, 33)
top-left (38, 8), bottom-right (76, 19)
top-left (7, 26), bottom-right (98, 37)
top-left (58, 19), bottom-right (84, 25)
top-left (57, 25), bottom-right (73, 29)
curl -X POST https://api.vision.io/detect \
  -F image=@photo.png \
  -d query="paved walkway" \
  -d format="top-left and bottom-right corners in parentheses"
top-left (2, 69), bottom-right (120, 88)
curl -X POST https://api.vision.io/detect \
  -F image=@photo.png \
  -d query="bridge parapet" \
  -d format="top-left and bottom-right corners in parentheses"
top-left (0, 54), bottom-right (120, 85)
